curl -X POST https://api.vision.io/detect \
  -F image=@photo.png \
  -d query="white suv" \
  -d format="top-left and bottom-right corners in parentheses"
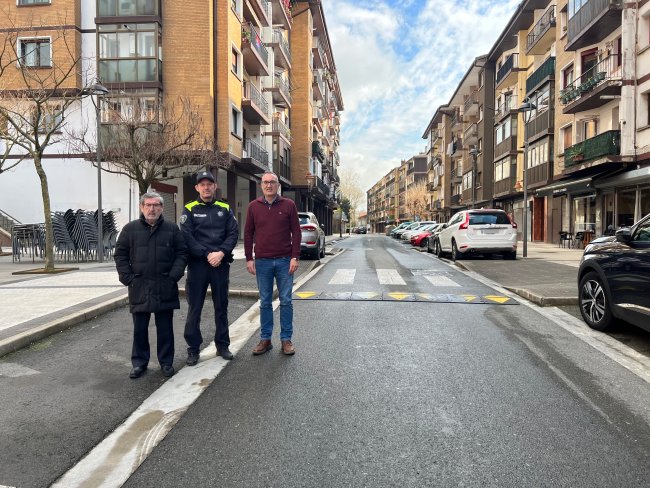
top-left (435, 209), bottom-right (517, 261)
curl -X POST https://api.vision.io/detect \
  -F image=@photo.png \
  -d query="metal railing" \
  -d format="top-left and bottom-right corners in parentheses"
top-left (243, 138), bottom-right (269, 167)
top-left (567, 0), bottom-right (622, 44)
top-left (273, 115), bottom-right (291, 141)
top-left (243, 23), bottom-right (269, 66)
top-left (464, 89), bottom-right (479, 113)
top-left (273, 28), bottom-right (291, 64)
top-left (273, 74), bottom-right (291, 104)
top-left (243, 81), bottom-right (269, 117)
top-left (313, 69), bottom-right (326, 98)
top-left (559, 54), bottom-right (621, 105)
top-left (564, 130), bottom-right (620, 167)
top-left (496, 53), bottom-right (518, 86)
top-left (527, 5), bottom-right (556, 51)
top-left (526, 56), bottom-right (555, 93)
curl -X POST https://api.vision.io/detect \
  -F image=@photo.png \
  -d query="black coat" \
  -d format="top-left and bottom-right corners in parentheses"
top-left (114, 215), bottom-right (188, 313)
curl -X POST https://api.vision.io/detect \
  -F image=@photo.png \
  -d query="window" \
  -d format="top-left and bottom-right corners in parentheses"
top-left (581, 49), bottom-right (598, 78)
top-left (231, 106), bottom-right (242, 138)
top-left (18, 0), bottom-right (51, 4)
top-left (494, 157), bottom-right (511, 182)
top-left (495, 119), bottom-right (511, 145)
top-left (562, 64), bottom-right (574, 89)
top-left (98, 24), bottom-right (161, 83)
top-left (18, 38), bottom-right (51, 67)
top-left (562, 125), bottom-right (573, 152)
top-left (98, 0), bottom-right (159, 16)
top-left (231, 46), bottom-right (241, 77)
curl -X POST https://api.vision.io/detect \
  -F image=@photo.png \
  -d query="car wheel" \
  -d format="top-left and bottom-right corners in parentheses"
top-left (425, 237), bottom-right (433, 253)
top-left (578, 272), bottom-right (614, 331)
top-left (451, 240), bottom-right (462, 261)
top-left (319, 240), bottom-right (325, 259)
top-left (504, 250), bottom-right (517, 260)
top-left (435, 239), bottom-right (443, 258)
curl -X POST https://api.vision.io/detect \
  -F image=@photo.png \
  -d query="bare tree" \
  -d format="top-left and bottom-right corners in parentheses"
top-left (405, 179), bottom-right (429, 221)
top-left (338, 167), bottom-right (365, 226)
top-left (0, 14), bottom-right (90, 271)
top-left (68, 94), bottom-right (225, 196)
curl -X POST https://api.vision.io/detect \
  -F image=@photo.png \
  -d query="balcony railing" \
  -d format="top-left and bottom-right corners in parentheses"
top-left (563, 130), bottom-right (620, 168)
top-left (495, 96), bottom-right (518, 119)
top-left (243, 81), bottom-right (269, 118)
top-left (274, 74), bottom-right (291, 104)
top-left (273, 28), bottom-right (291, 65)
top-left (526, 56), bottom-right (555, 94)
top-left (312, 140), bottom-right (325, 162)
top-left (313, 69), bottom-right (326, 100)
top-left (464, 89), bottom-right (479, 114)
top-left (272, 115), bottom-right (291, 141)
top-left (567, 0), bottom-right (623, 51)
top-left (526, 5), bottom-right (556, 54)
top-left (242, 23), bottom-right (269, 66)
top-left (496, 53), bottom-right (519, 86)
top-left (243, 138), bottom-right (269, 167)
top-left (559, 54), bottom-right (621, 105)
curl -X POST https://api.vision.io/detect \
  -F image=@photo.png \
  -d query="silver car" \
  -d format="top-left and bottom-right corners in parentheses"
top-left (298, 212), bottom-right (326, 259)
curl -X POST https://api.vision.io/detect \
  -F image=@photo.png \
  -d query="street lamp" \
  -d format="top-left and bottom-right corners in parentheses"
top-left (82, 82), bottom-right (109, 262)
top-left (469, 146), bottom-right (479, 209)
top-left (518, 100), bottom-right (536, 258)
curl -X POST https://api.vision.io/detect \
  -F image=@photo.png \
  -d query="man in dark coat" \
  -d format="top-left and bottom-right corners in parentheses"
top-left (115, 191), bottom-right (188, 379)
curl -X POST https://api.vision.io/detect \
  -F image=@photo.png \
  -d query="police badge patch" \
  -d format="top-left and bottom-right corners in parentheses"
top-left (217, 210), bottom-right (224, 218)
top-left (180, 215), bottom-right (187, 224)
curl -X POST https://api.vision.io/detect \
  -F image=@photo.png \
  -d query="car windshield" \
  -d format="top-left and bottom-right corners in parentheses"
top-left (299, 216), bottom-right (311, 225)
top-left (469, 212), bottom-right (510, 225)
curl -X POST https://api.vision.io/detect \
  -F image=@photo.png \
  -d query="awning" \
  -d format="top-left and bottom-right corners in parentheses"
top-left (535, 176), bottom-right (596, 197)
top-left (594, 166), bottom-right (650, 189)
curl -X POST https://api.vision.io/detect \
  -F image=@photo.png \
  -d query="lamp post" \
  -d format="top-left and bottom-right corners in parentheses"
top-left (82, 82), bottom-right (109, 262)
top-left (518, 100), bottom-right (536, 258)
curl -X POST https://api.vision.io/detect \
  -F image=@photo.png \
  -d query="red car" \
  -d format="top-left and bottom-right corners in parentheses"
top-left (411, 230), bottom-right (432, 247)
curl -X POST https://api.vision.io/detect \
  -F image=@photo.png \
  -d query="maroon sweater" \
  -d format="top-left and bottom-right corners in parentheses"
top-left (244, 195), bottom-right (302, 260)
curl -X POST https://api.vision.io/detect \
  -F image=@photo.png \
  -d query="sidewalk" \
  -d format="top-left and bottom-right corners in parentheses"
top-left (0, 235), bottom-right (583, 358)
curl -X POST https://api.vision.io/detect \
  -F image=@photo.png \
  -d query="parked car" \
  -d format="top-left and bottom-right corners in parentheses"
top-left (426, 223), bottom-right (445, 254)
top-left (358, 226), bottom-right (367, 234)
top-left (411, 224), bottom-right (441, 248)
top-left (298, 212), bottom-right (326, 259)
top-left (389, 222), bottom-right (412, 238)
top-left (577, 213), bottom-right (650, 332)
top-left (401, 221), bottom-right (436, 241)
top-left (434, 209), bottom-right (517, 261)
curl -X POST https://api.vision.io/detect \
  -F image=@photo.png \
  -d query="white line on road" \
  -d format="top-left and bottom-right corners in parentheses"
top-left (376, 269), bottom-right (406, 285)
top-left (329, 268), bottom-right (356, 285)
top-left (0, 363), bottom-right (40, 378)
top-left (423, 275), bottom-right (460, 287)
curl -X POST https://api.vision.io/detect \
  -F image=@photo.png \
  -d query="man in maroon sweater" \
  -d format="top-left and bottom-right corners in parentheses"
top-left (244, 172), bottom-right (302, 355)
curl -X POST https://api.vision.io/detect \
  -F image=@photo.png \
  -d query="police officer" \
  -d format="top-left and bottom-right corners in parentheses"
top-left (180, 171), bottom-right (239, 365)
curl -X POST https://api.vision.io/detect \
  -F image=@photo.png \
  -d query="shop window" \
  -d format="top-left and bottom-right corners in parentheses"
top-left (616, 190), bottom-right (636, 227)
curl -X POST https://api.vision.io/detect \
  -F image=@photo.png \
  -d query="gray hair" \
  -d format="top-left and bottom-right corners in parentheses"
top-left (139, 192), bottom-right (164, 206)
top-left (261, 171), bottom-right (278, 183)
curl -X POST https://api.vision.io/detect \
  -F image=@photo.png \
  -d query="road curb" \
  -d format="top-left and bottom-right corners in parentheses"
top-left (504, 286), bottom-right (578, 307)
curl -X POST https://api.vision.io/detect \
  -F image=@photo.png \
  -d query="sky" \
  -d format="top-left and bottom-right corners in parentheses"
top-left (324, 0), bottom-right (522, 204)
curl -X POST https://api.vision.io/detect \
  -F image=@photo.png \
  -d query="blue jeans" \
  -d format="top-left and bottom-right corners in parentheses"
top-left (255, 257), bottom-right (294, 341)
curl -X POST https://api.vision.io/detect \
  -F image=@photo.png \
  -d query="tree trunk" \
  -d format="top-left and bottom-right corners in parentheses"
top-left (138, 179), bottom-right (149, 196)
top-left (33, 155), bottom-right (55, 271)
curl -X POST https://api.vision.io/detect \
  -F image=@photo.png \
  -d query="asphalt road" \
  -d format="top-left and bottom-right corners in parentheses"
top-left (121, 235), bottom-right (650, 487)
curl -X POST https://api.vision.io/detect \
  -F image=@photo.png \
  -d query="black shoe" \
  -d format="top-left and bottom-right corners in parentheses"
top-left (186, 351), bottom-right (199, 366)
top-left (129, 365), bottom-right (147, 379)
top-left (161, 364), bottom-right (175, 377)
top-left (217, 348), bottom-right (234, 360)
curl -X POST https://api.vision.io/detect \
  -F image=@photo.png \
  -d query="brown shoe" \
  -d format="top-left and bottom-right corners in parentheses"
top-left (252, 339), bottom-right (273, 355)
top-left (281, 340), bottom-right (295, 355)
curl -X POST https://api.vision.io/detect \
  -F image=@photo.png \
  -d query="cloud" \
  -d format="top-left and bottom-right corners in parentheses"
top-left (323, 0), bottom-right (521, 202)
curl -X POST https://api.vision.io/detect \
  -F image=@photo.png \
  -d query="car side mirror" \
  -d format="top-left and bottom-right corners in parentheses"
top-left (615, 228), bottom-right (632, 243)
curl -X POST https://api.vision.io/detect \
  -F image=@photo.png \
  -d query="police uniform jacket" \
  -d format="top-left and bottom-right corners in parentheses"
top-left (180, 198), bottom-right (239, 262)
top-left (114, 215), bottom-right (188, 313)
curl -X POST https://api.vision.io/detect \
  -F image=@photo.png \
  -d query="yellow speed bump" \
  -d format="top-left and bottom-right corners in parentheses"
top-left (462, 295), bottom-right (478, 303)
top-left (484, 295), bottom-right (512, 304)
top-left (294, 292), bottom-right (318, 299)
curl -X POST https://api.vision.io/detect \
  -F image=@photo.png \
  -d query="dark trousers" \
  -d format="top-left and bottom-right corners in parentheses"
top-left (184, 260), bottom-right (230, 353)
top-left (132, 309), bottom-right (174, 368)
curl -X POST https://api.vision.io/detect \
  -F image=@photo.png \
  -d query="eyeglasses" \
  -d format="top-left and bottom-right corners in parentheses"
top-left (262, 181), bottom-right (278, 186)
top-left (143, 203), bottom-right (162, 208)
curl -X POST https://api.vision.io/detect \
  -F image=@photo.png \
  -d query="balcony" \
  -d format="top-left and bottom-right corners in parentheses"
top-left (451, 109), bottom-right (463, 130)
top-left (313, 69), bottom-right (325, 101)
top-left (526, 4), bottom-right (556, 55)
top-left (494, 133), bottom-right (518, 160)
top-left (271, 0), bottom-right (292, 30)
top-left (464, 89), bottom-right (479, 117)
top-left (450, 167), bottom-right (463, 184)
top-left (560, 54), bottom-right (621, 114)
top-left (526, 56), bottom-right (555, 95)
top-left (244, 0), bottom-right (270, 27)
top-left (268, 28), bottom-right (291, 69)
top-left (311, 175), bottom-right (331, 200)
top-left (268, 115), bottom-right (291, 143)
top-left (312, 105), bottom-right (323, 133)
top-left (495, 95), bottom-right (518, 122)
top-left (263, 74), bottom-right (291, 108)
top-left (566, 0), bottom-right (622, 51)
top-left (524, 110), bottom-right (553, 141)
top-left (493, 173), bottom-right (517, 197)
top-left (312, 36), bottom-right (326, 69)
top-left (242, 82), bottom-right (270, 125)
top-left (312, 140), bottom-right (325, 163)
top-left (527, 161), bottom-right (551, 187)
top-left (240, 138), bottom-right (269, 174)
top-left (242, 23), bottom-right (269, 76)
top-left (496, 53), bottom-right (520, 88)
top-left (563, 130), bottom-right (620, 168)
top-left (463, 122), bottom-right (478, 146)
top-left (450, 194), bottom-right (462, 206)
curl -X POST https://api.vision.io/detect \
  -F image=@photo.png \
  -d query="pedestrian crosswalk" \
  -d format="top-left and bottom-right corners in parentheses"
top-left (327, 268), bottom-right (463, 287)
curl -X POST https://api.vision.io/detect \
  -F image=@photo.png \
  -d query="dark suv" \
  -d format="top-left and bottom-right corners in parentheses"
top-left (577, 213), bottom-right (650, 332)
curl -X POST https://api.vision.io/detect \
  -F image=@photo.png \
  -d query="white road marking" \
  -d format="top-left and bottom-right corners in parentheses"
top-left (377, 269), bottom-right (406, 285)
top-left (329, 269), bottom-right (356, 285)
top-left (0, 363), bottom-right (40, 378)
top-left (423, 275), bottom-right (461, 287)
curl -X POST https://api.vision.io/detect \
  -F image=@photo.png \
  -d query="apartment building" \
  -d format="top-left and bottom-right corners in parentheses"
top-left (368, 0), bottom-right (648, 244)
top-left (0, 0), bottom-right (343, 240)
top-left (367, 167), bottom-right (398, 234)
